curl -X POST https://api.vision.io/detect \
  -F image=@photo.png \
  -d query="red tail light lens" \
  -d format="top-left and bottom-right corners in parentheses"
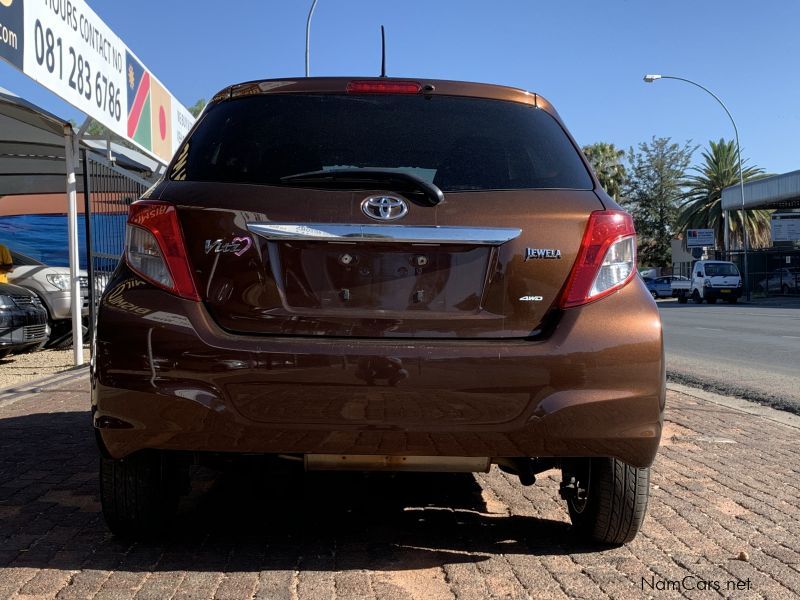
top-left (125, 201), bottom-right (200, 301)
top-left (346, 80), bottom-right (422, 94)
top-left (559, 210), bottom-right (637, 308)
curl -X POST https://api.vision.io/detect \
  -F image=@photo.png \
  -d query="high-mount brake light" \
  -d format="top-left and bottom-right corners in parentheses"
top-left (346, 80), bottom-right (422, 94)
top-left (124, 201), bottom-right (200, 301)
top-left (559, 210), bottom-right (637, 308)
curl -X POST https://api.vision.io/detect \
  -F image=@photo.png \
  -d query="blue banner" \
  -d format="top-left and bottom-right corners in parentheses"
top-left (0, 0), bottom-right (24, 69)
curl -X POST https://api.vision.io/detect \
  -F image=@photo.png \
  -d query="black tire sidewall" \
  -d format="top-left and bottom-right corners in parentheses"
top-left (566, 457), bottom-right (650, 545)
top-left (100, 451), bottom-right (182, 539)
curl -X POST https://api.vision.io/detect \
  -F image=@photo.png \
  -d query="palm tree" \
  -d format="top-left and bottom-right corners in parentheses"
top-left (678, 139), bottom-right (771, 249)
top-left (582, 142), bottom-right (627, 201)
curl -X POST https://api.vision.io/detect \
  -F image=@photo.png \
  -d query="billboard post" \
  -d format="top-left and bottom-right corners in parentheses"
top-left (63, 126), bottom-right (83, 365)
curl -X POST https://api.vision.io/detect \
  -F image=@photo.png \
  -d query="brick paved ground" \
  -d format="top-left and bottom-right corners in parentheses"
top-left (0, 373), bottom-right (798, 599)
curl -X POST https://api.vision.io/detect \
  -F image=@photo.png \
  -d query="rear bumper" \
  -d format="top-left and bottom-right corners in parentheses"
top-left (92, 272), bottom-right (665, 468)
top-left (705, 287), bottom-right (742, 300)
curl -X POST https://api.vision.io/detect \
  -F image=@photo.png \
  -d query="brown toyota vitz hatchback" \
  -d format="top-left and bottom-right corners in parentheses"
top-left (93, 77), bottom-right (664, 544)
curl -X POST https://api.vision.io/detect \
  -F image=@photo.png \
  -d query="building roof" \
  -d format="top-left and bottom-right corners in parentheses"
top-left (0, 87), bottom-right (158, 197)
top-left (722, 170), bottom-right (800, 211)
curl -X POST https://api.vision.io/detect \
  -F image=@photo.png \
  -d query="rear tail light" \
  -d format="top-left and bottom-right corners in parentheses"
top-left (559, 210), bottom-right (637, 308)
top-left (346, 80), bottom-right (422, 94)
top-left (125, 201), bottom-right (200, 301)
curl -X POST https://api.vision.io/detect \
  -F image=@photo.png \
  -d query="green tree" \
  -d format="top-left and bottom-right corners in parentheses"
top-left (677, 138), bottom-right (770, 249)
top-left (83, 120), bottom-right (138, 152)
top-left (582, 142), bottom-right (627, 201)
top-left (623, 137), bottom-right (696, 267)
top-left (188, 99), bottom-right (206, 118)
top-left (85, 120), bottom-right (112, 137)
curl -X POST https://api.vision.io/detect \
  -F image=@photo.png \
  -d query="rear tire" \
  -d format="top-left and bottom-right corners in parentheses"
top-left (100, 451), bottom-right (187, 539)
top-left (565, 458), bottom-right (650, 545)
top-left (651, 290), bottom-right (658, 300)
top-left (677, 293), bottom-right (688, 304)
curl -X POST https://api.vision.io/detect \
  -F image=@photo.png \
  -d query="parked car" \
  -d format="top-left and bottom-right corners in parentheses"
top-left (0, 283), bottom-right (49, 358)
top-left (671, 260), bottom-right (742, 303)
top-left (94, 77), bottom-right (665, 545)
top-left (644, 275), bottom-right (688, 299)
top-left (756, 267), bottom-right (800, 295)
top-left (7, 250), bottom-right (89, 348)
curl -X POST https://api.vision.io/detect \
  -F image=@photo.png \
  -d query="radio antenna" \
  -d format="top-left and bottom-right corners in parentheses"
top-left (380, 25), bottom-right (387, 77)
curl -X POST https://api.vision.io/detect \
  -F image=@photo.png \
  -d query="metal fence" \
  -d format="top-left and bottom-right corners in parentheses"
top-left (672, 248), bottom-right (800, 297)
top-left (671, 260), bottom-right (694, 280)
top-left (82, 151), bottom-right (151, 341)
top-left (718, 248), bottom-right (800, 298)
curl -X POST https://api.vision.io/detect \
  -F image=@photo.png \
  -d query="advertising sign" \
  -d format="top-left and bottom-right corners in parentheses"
top-left (771, 213), bottom-right (800, 243)
top-left (0, 0), bottom-right (194, 164)
top-left (686, 228), bottom-right (715, 248)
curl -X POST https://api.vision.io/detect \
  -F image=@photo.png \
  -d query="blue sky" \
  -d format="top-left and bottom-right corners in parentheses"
top-left (2, 0), bottom-right (799, 173)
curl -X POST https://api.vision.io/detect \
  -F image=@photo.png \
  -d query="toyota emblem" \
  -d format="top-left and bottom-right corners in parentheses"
top-left (361, 195), bottom-right (409, 221)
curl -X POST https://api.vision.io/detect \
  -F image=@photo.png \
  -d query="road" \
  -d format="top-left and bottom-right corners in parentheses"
top-left (2, 375), bottom-right (800, 599)
top-left (659, 300), bottom-right (800, 413)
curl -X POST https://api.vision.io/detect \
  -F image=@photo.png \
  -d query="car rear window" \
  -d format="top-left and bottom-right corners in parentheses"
top-left (171, 94), bottom-right (593, 191)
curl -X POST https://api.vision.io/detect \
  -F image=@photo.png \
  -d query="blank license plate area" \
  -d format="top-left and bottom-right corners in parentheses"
top-left (277, 242), bottom-right (491, 312)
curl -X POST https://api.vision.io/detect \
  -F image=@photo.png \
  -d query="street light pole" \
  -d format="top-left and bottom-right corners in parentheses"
top-left (306, 0), bottom-right (317, 77)
top-left (305, 0), bottom-right (319, 77)
top-left (643, 74), bottom-right (750, 300)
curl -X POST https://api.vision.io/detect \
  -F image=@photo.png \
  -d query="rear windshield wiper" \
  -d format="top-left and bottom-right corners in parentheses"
top-left (280, 169), bottom-right (444, 207)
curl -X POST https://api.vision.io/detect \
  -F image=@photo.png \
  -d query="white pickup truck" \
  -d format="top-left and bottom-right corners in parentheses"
top-left (671, 260), bottom-right (743, 304)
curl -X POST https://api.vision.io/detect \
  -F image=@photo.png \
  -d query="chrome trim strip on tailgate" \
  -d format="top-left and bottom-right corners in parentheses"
top-left (247, 223), bottom-right (521, 245)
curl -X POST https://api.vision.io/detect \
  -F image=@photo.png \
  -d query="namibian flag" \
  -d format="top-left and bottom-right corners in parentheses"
top-left (126, 51), bottom-right (151, 150)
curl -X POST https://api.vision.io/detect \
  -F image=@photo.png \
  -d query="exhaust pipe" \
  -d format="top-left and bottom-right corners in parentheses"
top-left (495, 457), bottom-right (559, 486)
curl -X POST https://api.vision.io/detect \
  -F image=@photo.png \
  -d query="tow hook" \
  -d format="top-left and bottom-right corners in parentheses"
top-left (559, 476), bottom-right (588, 501)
